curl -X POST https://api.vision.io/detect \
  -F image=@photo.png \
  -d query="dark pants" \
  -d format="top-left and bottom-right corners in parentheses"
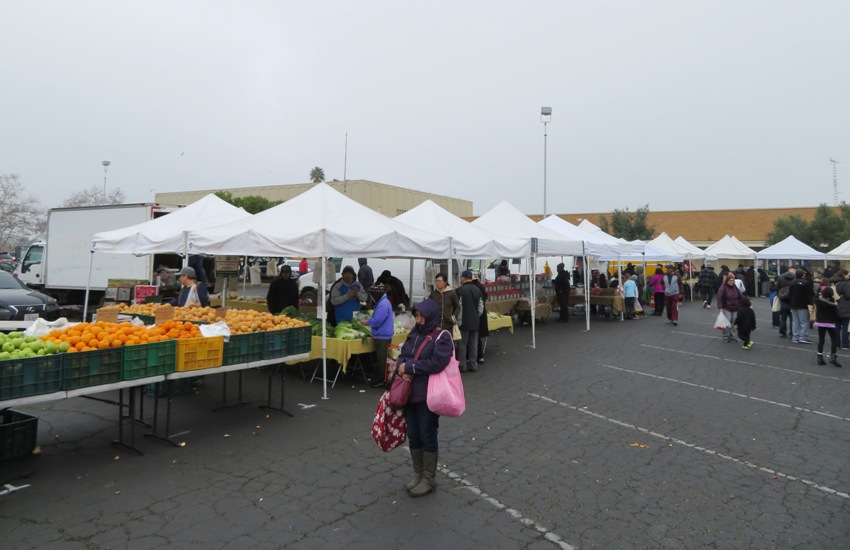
top-left (373, 338), bottom-right (390, 381)
top-left (654, 292), bottom-right (665, 315)
top-left (840, 318), bottom-right (850, 349)
top-left (779, 302), bottom-right (791, 336)
top-left (818, 326), bottom-right (839, 356)
top-left (406, 400), bottom-right (440, 453)
top-left (737, 328), bottom-right (752, 344)
top-left (702, 286), bottom-right (715, 306)
top-left (457, 329), bottom-right (479, 371)
top-left (556, 292), bottom-right (569, 321)
top-left (625, 297), bottom-right (635, 319)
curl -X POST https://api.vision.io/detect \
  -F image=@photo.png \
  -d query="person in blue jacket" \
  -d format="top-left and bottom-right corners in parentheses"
top-left (366, 283), bottom-right (395, 388)
top-left (170, 266), bottom-right (209, 307)
top-left (395, 299), bottom-right (453, 497)
top-left (330, 266), bottom-right (367, 322)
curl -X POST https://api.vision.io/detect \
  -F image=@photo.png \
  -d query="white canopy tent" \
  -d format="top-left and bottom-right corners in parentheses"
top-left (473, 201), bottom-right (586, 347)
top-left (826, 239), bottom-right (850, 261)
top-left (576, 219), bottom-right (645, 256)
top-left (648, 232), bottom-right (693, 258)
top-left (186, 183), bottom-right (454, 399)
top-left (674, 236), bottom-right (717, 261)
top-left (757, 235), bottom-right (826, 263)
top-left (395, 200), bottom-right (530, 259)
top-left (538, 215), bottom-right (621, 330)
top-left (704, 235), bottom-right (758, 262)
top-left (85, 194), bottom-right (254, 319)
top-left (91, 194), bottom-right (251, 254)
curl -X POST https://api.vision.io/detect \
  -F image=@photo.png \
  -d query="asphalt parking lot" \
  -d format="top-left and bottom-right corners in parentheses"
top-left (2, 297), bottom-right (848, 549)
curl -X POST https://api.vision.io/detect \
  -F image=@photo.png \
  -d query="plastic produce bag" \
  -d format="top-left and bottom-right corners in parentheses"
top-left (199, 320), bottom-right (232, 342)
top-left (713, 312), bottom-right (731, 330)
top-left (24, 317), bottom-right (71, 338)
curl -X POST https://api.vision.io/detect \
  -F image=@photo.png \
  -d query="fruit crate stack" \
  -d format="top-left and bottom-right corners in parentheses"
top-left (223, 332), bottom-right (265, 365)
top-left (0, 409), bottom-right (38, 460)
top-left (0, 354), bottom-right (63, 400)
top-left (263, 329), bottom-right (291, 360)
top-left (122, 340), bottom-right (177, 380)
top-left (62, 348), bottom-right (123, 390)
top-left (289, 326), bottom-right (312, 355)
top-left (175, 336), bottom-right (224, 372)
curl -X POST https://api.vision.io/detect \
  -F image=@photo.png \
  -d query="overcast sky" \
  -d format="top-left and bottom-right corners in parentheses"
top-left (2, 1), bottom-right (848, 216)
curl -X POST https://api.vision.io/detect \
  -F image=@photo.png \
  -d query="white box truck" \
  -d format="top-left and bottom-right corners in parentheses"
top-left (15, 203), bottom-right (180, 306)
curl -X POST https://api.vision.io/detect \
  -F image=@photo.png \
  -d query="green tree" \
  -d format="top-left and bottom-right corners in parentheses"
top-left (598, 204), bottom-right (654, 241)
top-left (310, 166), bottom-right (325, 183)
top-left (0, 173), bottom-right (46, 248)
top-left (809, 204), bottom-right (844, 251)
top-left (765, 214), bottom-right (812, 247)
top-left (214, 191), bottom-right (281, 214)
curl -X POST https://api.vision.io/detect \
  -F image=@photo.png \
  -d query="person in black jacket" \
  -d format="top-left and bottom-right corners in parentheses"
top-left (832, 269), bottom-right (850, 349)
top-left (814, 286), bottom-right (842, 367)
top-left (469, 275), bottom-right (489, 364)
top-left (734, 295), bottom-right (756, 349)
top-left (267, 265), bottom-right (300, 314)
top-left (554, 262), bottom-right (571, 322)
top-left (787, 269), bottom-right (814, 344)
top-left (455, 270), bottom-right (483, 373)
top-left (699, 265), bottom-right (718, 308)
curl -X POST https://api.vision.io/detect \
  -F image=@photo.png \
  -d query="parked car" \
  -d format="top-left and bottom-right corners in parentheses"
top-left (0, 271), bottom-right (60, 321)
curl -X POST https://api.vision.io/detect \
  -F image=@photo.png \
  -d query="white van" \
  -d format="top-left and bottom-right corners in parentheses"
top-left (297, 257), bottom-right (429, 307)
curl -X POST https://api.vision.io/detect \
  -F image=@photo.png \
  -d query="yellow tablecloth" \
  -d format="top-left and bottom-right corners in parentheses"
top-left (568, 294), bottom-right (625, 314)
top-left (487, 300), bottom-right (518, 315)
top-left (487, 314), bottom-right (514, 334)
top-left (288, 333), bottom-right (407, 372)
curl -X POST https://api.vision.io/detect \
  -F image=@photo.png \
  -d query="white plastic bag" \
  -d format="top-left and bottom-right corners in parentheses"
top-left (199, 320), bottom-right (232, 342)
top-left (713, 312), bottom-right (731, 330)
top-left (24, 317), bottom-right (71, 338)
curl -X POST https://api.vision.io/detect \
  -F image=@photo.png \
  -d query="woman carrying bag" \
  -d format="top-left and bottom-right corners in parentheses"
top-left (394, 299), bottom-right (454, 497)
top-left (716, 273), bottom-right (744, 343)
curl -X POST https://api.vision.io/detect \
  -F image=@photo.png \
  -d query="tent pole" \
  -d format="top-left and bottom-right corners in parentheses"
top-left (82, 251), bottom-right (95, 322)
top-left (321, 255), bottom-right (328, 400)
top-left (584, 256), bottom-right (590, 331)
top-left (531, 252), bottom-right (536, 349)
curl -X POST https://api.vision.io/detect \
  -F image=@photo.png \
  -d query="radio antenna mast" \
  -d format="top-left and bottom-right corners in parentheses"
top-left (831, 158), bottom-right (840, 205)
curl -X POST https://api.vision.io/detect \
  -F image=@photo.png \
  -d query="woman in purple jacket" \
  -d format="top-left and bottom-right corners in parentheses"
top-left (395, 299), bottom-right (454, 497)
top-left (647, 267), bottom-right (666, 316)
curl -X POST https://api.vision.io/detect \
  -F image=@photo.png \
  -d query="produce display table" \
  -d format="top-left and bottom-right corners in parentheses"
top-left (486, 300), bottom-right (517, 316)
top-left (288, 333), bottom-right (408, 388)
top-left (208, 298), bottom-right (268, 312)
top-left (569, 294), bottom-right (625, 315)
top-left (488, 314), bottom-right (514, 334)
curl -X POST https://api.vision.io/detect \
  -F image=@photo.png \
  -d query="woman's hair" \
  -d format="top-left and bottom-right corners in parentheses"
top-left (654, 267), bottom-right (663, 274)
top-left (434, 272), bottom-right (447, 283)
top-left (741, 296), bottom-right (751, 307)
top-left (836, 269), bottom-right (849, 278)
top-left (727, 273), bottom-right (736, 281)
top-left (821, 286), bottom-right (835, 299)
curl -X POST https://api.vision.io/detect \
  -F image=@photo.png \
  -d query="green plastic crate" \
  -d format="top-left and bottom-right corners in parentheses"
top-left (62, 348), bottom-right (123, 390)
top-left (223, 332), bottom-right (265, 365)
top-left (122, 340), bottom-right (176, 380)
top-left (263, 329), bottom-right (291, 359)
top-left (289, 326), bottom-right (312, 355)
top-left (0, 410), bottom-right (37, 460)
top-left (0, 354), bottom-right (63, 400)
top-left (133, 314), bottom-right (156, 325)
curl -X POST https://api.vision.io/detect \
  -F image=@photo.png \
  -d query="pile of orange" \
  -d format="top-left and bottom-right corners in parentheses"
top-left (117, 303), bottom-right (309, 334)
top-left (42, 320), bottom-right (203, 353)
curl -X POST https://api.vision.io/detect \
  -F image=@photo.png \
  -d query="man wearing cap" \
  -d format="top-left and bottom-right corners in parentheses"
top-left (776, 265), bottom-right (797, 338)
top-left (170, 266), bottom-right (210, 307)
top-left (554, 262), bottom-right (570, 322)
top-left (267, 265), bottom-right (300, 314)
top-left (662, 264), bottom-right (683, 326)
top-left (455, 270), bottom-right (484, 372)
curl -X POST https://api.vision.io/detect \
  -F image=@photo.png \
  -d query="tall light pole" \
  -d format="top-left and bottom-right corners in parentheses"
top-left (540, 107), bottom-right (552, 217)
top-left (102, 160), bottom-right (111, 202)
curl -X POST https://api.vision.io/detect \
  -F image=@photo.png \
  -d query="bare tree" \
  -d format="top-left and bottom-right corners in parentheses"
top-left (60, 185), bottom-right (126, 208)
top-left (0, 174), bottom-right (46, 249)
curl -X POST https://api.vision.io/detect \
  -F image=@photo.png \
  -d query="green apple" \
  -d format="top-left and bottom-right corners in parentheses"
top-left (36, 348), bottom-right (46, 355)
top-left (1, 342), bottom-right (13, 353)
top-left (7, 331), bottom-right (23, 339)
top-left (24, 336), bottom-right (37, 343)
top-left (0, 351), bottom-right (10, 361)
top-left (58, 342), bottom-right (70, 353)
top-left (44, 341), bottom-right (57, 354)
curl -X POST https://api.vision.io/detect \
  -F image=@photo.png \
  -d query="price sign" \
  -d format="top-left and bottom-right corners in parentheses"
top-left (215, 256), bottom-right (240, 278)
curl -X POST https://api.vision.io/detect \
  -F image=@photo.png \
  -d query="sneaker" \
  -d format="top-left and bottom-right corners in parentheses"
top-left (673, 321), bottom-right (678, 326)
top-left (705, 304), bottom-right (711, 309)
top-left (702, 301), bottom-right (707, 308)
top-left (779, 334), bottom-right (787, 339)
top-left (742, 341), bottom-right (753, 349)
top-left (800, 339), bottom-right (813, 344)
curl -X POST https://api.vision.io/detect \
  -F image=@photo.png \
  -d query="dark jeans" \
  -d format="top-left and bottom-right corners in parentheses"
top-left (779, 303), bottom-right (791, 336)
top-left (373, 338), bottom-right (390, 381)
top-left (818, 326), bottom-right (839, 355)
top-left (625, 297), bottom-right (635, 318)
top-left (702, 286), bottom-right (716, 306)
top-left (737, 328), bottom-right (752, 344)
top-left (556, 292), bottom-right (570, 321)
top-left (840, 317), bottom-right (850, 349)
top-left (406, 400), bottom-right (440, 453)
top-left (654, 292), bottom-right (665, 315)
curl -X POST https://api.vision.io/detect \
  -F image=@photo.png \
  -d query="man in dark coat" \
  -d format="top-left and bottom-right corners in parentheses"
top-left (470, 275), bottom-right (489, 363)
top-left (377, 270), bottom-right (410, 312)
top-left (699, 265), bottom-right (718, 308)
top-left (267, 265), bottom-right (300, 314)
top-left (554, 262), bottom-right (571, 322)
top-left (455, 270), bottom-right (483, 373)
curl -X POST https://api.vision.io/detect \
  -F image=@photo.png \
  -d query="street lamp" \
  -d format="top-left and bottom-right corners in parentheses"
top-left (540, 107), bottom-right (552, 217)
top-left (102, 160), bottom-right (111, 202)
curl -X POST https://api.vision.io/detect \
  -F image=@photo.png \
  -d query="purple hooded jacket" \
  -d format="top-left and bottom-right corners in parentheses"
top-left (397, 299), bottom-right (454, 404)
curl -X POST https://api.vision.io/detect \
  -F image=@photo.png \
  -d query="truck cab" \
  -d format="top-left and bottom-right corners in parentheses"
top-left (14, 241), bottom-right (44, 288)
